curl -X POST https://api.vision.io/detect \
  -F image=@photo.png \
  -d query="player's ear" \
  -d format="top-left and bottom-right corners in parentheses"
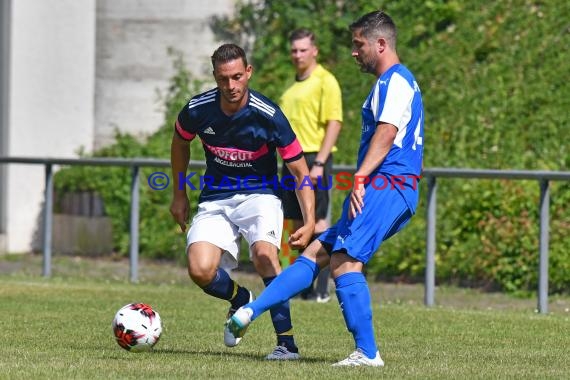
top-left (246, 64), bottom-right (253, 78)
top-left (377, 37), bottom-right (387, 54)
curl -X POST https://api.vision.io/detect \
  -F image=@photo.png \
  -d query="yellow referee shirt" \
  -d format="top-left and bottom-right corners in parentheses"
top-left (280, 64), bottom-right (343, 153)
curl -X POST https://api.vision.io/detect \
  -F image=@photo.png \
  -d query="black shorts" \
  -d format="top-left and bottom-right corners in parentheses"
top-left (281, 152), bottom-right (332, 220)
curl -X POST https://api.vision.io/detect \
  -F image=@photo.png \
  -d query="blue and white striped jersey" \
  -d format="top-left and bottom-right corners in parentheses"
top-left (360, 63), bottom-right (424, 211)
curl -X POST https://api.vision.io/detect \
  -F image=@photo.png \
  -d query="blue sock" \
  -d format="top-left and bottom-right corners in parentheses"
top-left (247, 256), bottom-right (319, 320)
top-left (335, 272), bottom-right (378, 359)
top-left (202, 268), bottom-right (250, 309)
top-left (263, 276), bottom-right (297, 352)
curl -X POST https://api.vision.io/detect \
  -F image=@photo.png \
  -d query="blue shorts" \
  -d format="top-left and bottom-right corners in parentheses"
top-left (319, 185), bottom-right (413, 264)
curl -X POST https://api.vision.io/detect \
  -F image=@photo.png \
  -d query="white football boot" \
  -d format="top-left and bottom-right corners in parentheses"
top-left (332, 349), bottom-right (385, 367)
top-left (223, 291), bottom-right (254, 347)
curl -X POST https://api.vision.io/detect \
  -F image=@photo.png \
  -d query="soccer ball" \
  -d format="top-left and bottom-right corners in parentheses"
top-left (112, 303), bottom-right (162, 352)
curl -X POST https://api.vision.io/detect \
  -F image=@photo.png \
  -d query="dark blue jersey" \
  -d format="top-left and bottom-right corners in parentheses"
top-left (175, 88), bottom-right (303, 202)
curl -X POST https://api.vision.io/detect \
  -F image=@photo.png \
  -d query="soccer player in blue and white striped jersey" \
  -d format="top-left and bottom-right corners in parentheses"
top-left (227, 11), bottom-right (425, 367)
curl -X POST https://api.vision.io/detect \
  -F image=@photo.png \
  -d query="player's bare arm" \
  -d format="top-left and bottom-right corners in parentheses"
top-left (310, 119), bottom-right (342, 184)
top-left (170, 132), bottom-right (191, 232)
top-left (350, 122), bottom-right (397, 218)
top-left (285, 157), bottom-right (316, 249)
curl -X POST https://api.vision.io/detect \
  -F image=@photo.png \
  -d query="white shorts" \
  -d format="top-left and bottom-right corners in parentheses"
top-left (186, 193), bottom-right (283, 270)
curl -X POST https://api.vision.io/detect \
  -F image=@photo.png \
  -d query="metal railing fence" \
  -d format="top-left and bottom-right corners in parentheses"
top-left (422, 168), bottom-right (570, 314)
top-left (1, 156), bottom-right (569, 314)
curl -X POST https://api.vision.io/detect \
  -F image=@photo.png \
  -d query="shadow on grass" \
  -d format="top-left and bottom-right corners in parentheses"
top-left (151, 347), bottom-right (329, 363)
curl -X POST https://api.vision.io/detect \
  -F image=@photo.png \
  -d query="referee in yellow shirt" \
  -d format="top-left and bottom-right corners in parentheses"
top-left (280, 28), bottom-right (343, 303)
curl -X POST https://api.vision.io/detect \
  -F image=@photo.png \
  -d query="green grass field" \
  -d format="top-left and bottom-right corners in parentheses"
top-left (1, 255), bottom-right (569, 379)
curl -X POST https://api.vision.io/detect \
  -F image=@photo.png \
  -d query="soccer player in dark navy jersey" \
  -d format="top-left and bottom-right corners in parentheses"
top-left (170, 44), bottom-right (315, 360)
top-left (175, 86), bottom-right (302, 203)
top-left (227, 11), bottom-right (425, 367)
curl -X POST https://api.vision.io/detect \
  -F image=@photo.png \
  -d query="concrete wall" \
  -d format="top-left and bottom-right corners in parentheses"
top-left (94, 0), bottom-right (234, 148)
top-left (5, 0), bottom-right (96, 253)
top-left (0, 0), bottom-right (11, 253)
top-left (2, 0), bottom-right (236, 253)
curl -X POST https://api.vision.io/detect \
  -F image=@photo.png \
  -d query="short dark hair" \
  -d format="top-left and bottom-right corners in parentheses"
top-left (211, 44), bottom-right (248, 70)
top-left (349, 11), bottom-right (397, 49)
top-left (289, 28), bottom-right (316, 45)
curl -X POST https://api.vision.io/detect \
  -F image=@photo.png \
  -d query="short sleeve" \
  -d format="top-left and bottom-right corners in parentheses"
top-left (319, 73), bottom-right (343, 124)
top-left (377, 73), bottom-right (414, 130)
top-left (174, 104), bottom-right (197, 141)
top-left (272, 107), bottom-right (303, 162)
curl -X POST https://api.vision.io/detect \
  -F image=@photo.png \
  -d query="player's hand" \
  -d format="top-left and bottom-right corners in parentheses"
top-left (289, 222), bottom-right (315, 250)
top-left (349, 181), bottom-right (366, 219)
top-left (309, 165), bottom-right (324, 186)
top-left (169, 194), bottom-right (190, 232)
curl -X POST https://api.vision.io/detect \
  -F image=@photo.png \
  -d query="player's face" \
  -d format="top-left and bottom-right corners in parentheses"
top-left (290, 37), bottom-right (317, 72)
top-left (213, 58), bottom-right (252, 104)
top-left (351, 29), bottom-right (378, 74)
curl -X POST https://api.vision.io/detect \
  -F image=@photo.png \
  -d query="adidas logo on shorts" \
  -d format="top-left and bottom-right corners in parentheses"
top-left (267, 230), bottom-right (276, 238)
top-left (204, 127), bottom-right (215, 135)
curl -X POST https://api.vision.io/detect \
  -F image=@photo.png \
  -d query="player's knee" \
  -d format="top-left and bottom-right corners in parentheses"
top-left (187, 263), bottom-right (216, 287)
top-left (315, 249), bottom-right (331, 270)
top-left (253, 250), bottom-right (281, 277)
top-left (303, 239), bottom-right (324, 261)
top-left (330, 251), bottom-right (361, 278)
top-left (252, 248), bottom-right (276, 269)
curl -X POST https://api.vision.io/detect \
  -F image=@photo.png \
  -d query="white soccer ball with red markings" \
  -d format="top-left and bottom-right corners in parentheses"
top-left (112, 303), bottom-right (162, 352)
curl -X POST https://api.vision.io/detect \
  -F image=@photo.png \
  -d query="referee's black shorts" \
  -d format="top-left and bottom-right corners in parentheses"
top-left (281, 152), bottom-right (332, 220)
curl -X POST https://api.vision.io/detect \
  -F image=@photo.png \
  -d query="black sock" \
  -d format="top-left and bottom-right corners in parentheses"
top-left (277, 335), bottom-right (298, 353)
top-left (230, 285), bottom-right (251, 310)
